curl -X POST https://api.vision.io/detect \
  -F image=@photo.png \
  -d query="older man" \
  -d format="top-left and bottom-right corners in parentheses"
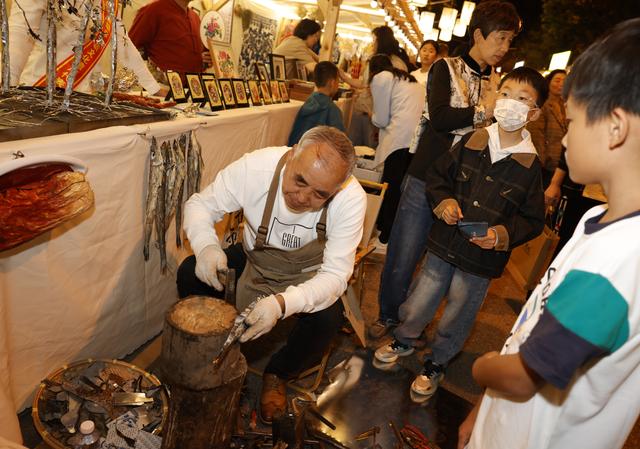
top-left (177, 126), bottom-right (366, 423)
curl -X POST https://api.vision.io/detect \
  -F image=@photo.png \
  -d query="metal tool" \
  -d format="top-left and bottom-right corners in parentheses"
top-left (212, 296), bottom-right (259, 367)
top-left (221, 267), bottom-right (236, 305)
top-left (112, 392), bottom-right (155, 406)
top-left (389, 420), bottom-right (407, 449)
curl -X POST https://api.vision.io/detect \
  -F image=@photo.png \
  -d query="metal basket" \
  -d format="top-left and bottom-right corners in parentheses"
top-left (32, 358), bottom-right (168, 449)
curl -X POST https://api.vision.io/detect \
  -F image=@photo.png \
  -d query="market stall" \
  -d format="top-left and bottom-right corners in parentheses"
top-left (0, 101), bottom-right (304, 441)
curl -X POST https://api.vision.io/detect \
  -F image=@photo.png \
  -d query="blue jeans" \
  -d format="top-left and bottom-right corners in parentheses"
top-left (394, 252), bottom-right (490, 366)
top-left (378, 174), bottom-right (433, 322)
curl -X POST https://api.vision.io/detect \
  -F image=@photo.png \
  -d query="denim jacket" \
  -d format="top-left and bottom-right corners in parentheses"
top-left (426, 128), bottom-right (545, 279)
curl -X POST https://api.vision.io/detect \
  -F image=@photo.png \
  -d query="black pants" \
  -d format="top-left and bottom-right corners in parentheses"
top-left (376, 148), bottom-right (413, 243)
top-left (552, 190), bottom-right (603, 259)
top-left (176, 244), bottom-right (343, 379)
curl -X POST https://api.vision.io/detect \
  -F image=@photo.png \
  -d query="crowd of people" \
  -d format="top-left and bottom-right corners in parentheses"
top-left (5, 0), bottom-right (639, 447)
top-left (180, 0), bottom-right (640, 446)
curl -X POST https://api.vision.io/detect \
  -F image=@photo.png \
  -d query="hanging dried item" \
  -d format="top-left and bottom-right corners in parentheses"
top-left (0, 155), bottom-right (94, 252)
top-left (142, 132), bottom-right (203, 272)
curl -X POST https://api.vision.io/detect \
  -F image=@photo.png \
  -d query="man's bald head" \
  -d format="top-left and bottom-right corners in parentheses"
top-left (283, 127), bottom-right (356, 212)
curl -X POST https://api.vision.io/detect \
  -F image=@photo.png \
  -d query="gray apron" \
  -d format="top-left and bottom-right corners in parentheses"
top-left (236, 151), bottom-right (328, 310)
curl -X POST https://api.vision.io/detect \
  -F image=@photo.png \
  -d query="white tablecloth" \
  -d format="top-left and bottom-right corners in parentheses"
top-left (0, 101), bottom-right (303, 443)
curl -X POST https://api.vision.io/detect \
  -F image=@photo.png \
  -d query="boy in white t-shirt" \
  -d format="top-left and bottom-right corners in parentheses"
top-left (459, 18), bottom-right (640, 449)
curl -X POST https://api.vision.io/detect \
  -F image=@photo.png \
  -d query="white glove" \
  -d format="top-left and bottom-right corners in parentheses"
top-left (239, 295), bottom-right (283, 342)
top-left (194, 244), bottom-right (228, 291)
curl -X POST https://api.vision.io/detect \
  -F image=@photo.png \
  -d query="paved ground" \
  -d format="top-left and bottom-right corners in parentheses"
top-left (21, 251), bottom-right (639, 448)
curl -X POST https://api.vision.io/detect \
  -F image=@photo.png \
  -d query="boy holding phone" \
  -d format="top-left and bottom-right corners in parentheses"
top-left (375, 67), bottom-right (547, 402)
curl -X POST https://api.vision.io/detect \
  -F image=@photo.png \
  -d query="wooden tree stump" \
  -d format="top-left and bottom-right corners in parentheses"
top-left (159, 296), bottom-right (246, 449)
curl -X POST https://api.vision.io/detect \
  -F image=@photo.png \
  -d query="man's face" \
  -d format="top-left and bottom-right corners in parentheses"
top-left (281, 143), bottom-right (348, 213)
top-left (562, 97), bottom-right (607, 185)
top-left (474, 29), bottom-right (514, 68)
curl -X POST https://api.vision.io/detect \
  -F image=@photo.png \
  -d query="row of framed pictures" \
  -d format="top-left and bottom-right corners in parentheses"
top-left (166, 70), bottom-right (290, 111)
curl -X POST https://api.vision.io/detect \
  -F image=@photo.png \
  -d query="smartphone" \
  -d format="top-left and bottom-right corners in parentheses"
top-left (457, 221), bottom-right (488, 238)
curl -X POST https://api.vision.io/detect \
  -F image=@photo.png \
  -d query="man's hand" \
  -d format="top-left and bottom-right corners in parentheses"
top-left (239, 295), bottom-right (283, 342)
top-left (202, 51), bottom-right (212, 67)
top-left (194, 244), bottom-right (228, 291)
top-left (442, 202), bottom-right (463, 225)
top-left (470, 227), bottom-right (497, 249)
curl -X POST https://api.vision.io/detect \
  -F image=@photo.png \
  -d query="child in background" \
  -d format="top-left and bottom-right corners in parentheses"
top-left (288, 62), bottom-right (344, 146)
top-left (459, 18), bottom-right (640, 449)
top-left (375, 67), bottom-right (547, 403)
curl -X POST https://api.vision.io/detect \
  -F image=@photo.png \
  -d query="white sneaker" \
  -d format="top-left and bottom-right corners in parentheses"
top-left (373, 238), bottom-right (387, 254)
top-left (374, 339), bottom-right (414, 363)
top-left (410, 360), bottom-right (444, 400)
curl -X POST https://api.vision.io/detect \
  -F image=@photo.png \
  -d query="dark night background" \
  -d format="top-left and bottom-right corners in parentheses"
top-left (420, 0), bottom-right (640, 71)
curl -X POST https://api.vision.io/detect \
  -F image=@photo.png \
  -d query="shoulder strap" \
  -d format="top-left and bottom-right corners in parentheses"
top-left (255, 151), bottom-right (290, 249)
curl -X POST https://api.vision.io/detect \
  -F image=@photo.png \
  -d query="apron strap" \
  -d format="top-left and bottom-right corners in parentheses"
top-left (255, 150), bottom-right (329, 249)
top-left (316, 207), bottom-right (328, 241)
top-left (255, 151), bottom-right (290, 249)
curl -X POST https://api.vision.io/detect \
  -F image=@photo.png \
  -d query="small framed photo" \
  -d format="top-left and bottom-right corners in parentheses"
top-left (295, 60), bottom-right (308, 81)
top-left (269, 53), bottom-right (286, 80)
top-left (269, 80), bottom-right (281, 103)
top-left (254, 62), bottom-right (270, 82)
top-left (278, 81), bottom-right (290, 103)
top-left (232, 78), bottom-right (249, 107)
top-left (166, 70), bottom-right (187, 102)
top-left (259, 80), bottom-right (272, 105)
top-left (218, 78), bottom-right (236, 108)
top-left (247, 79), bottom-right (262, 106)
top-left (203, 78), bottom-right (224, 111)
top-left (185, 73), bottom-right (206, 102)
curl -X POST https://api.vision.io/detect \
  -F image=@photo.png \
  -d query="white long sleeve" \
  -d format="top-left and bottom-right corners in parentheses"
top-left (183, 147), bottom-right (367, 316)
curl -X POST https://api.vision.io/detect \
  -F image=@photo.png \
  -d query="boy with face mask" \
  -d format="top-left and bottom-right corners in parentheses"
top-left (375, 67), bottom-right (547, 402)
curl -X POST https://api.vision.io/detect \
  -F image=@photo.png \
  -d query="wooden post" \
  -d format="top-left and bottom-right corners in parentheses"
top-left (160, 297), bottom-right (247, 449)
top-left (318, 0), bottom-right (342, 62)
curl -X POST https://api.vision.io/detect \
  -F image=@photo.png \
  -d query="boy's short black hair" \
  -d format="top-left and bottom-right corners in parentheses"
top-left (469, 1), bottom-right (521, 45)
top-left (498, 66), bottom-right (549, 107)
top-left (563, 17), bottom-right (640, 123)
top-left (314, 61), bottom-right (339, 88)
top-left (293, 19), bottom-right (321, 40)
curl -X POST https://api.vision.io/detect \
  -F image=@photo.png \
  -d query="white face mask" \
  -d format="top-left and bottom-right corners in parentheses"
top-left (494, 98), bottom-right (532, 132)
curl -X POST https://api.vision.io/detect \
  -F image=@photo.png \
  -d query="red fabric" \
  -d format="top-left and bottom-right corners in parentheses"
top-left (129, 0), bottom-right (204, 74)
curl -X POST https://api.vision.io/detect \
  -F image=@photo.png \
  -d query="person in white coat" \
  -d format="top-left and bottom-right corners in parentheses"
top-left (369, 53), bottom-right (424, 243)
top-left (7, 0), bottom-right (163, 95)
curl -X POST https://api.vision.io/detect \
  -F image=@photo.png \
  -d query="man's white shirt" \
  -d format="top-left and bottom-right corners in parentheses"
top-left (184, 146), bottom-right (367, 318)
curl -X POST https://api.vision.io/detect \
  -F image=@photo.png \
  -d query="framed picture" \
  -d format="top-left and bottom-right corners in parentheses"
top-left (269, 53), bottom-right (286, 80)
top-left (199, 0), bottom-right (234, 46)
top-left (166, 70), bottom-right (186, 102)
top-left (209, 45), bottom-right (236, 79)
top-left (247, 79), bottom-right (262, 106)
top-left (278, 81), bottom-right (290, 103)
top-left (232, 78), bottom-right (249, 107)
top-left (218, 78), bottom-right (236, 108)
top-left (295, 60), bottom-right (308, 81)
top-left (185, 73), bottom-right (206, 102)
top-left (203, 78), bottom-right (224, 111)
top-left (275, 18), bottom-right (297, 48)
top-left (254, 62), bottom-right (270, 82)
top-left (259, 80), bottom-right (272, 105)
top-left (269, 80), bottom-right (281, 103)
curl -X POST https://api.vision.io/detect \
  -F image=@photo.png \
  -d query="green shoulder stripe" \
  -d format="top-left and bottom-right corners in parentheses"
top-left (546, 270), bottom-right (629, 352)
